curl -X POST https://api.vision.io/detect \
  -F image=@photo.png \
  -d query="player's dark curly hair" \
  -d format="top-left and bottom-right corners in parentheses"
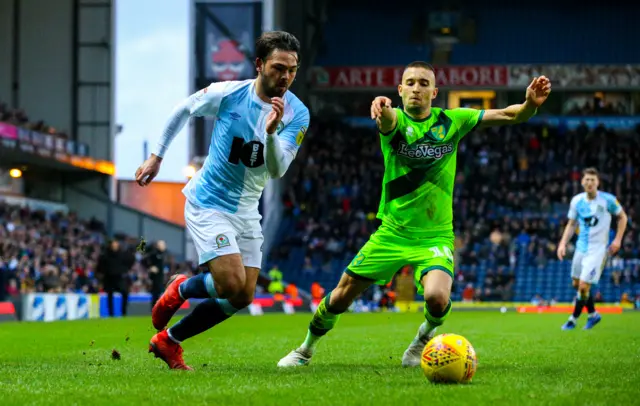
top-left (255, 31), bottom-right (301, 63)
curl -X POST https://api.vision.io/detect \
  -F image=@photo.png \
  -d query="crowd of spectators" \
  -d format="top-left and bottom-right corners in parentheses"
top-left (0, 202), bottom-right (195, 301)
top-left (0, 101), bottom-right (70, 139)
top-left (564, 99), bottom-right (630, 116)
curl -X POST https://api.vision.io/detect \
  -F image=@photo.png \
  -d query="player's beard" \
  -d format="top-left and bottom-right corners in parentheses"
top-left (261, 75), bottom-right (288, 98)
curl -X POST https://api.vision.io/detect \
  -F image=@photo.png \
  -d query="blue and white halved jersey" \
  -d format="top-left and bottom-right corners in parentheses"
top-left (181, 79), bottom-right (310, 221)
top-left (567, 191), bottom-right (622, 253)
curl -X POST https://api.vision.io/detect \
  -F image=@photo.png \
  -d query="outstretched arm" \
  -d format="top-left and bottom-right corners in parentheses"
top-left (370, 96), bottom-right (398, 134)
top-left (135, 82), bottom-right (226, 186)
top-left (152, 98), bottom-right (192, 159)
top-left (478, 76), bottom-right (551, 129)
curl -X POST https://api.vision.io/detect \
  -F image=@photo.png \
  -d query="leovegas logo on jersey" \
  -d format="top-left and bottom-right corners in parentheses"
top-left (397, 141), bottom-right (454, 160)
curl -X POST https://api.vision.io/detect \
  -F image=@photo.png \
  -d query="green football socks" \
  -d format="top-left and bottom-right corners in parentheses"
top-left (300, 294), bottom-right (343, 354)
top-left (424, 299), bottom-right (452, 328)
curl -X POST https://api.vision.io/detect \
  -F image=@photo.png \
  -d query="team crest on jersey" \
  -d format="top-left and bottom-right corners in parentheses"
top-left (296, 126), bottom-right (307, 146)
top-left (597, 205), bottom-right (604, 214)
top-left (215, 234), bottom-right (231, 248)
top-left (430, 125), bottom-right (446, 140)
top-left (277, 122), bottom-right (285, 134)
top-left (351, 252), bottom-right (365, 266)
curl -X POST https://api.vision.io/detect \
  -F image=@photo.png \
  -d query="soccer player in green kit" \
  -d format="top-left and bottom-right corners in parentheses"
top-left (278, 62), bottom-right (552, 368)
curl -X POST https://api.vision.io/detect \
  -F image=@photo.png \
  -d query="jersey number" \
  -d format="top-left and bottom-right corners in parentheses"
top-left (227, 137), bottom-right (265, 168)
top-left (428, 246), bottom-right (454, 260)
top-left (583, 216), bottom-right (599, 227)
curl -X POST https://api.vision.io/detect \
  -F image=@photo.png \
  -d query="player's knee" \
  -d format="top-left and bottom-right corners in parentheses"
top-left (578, 282), bottom-right (590, 297)
top-left (215, 272), bottom-right (246, 299)
top-left (228, 290), bottom-right (254, 310)
top-left (424, 287), bottom-right (449, 314)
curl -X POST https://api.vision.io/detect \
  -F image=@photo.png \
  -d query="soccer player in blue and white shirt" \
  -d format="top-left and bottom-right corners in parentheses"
top-left (134, 31), bottom-right (310, 370)
top-left (557, 167), bottom-right (627, 331)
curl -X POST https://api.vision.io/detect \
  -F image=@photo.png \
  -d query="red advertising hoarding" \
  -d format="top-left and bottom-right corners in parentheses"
top-left (311, 65), bottom-right (509, 88)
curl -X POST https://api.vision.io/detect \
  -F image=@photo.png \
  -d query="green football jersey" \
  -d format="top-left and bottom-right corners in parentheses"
top-left (376, 107), bottom-right (484, 238)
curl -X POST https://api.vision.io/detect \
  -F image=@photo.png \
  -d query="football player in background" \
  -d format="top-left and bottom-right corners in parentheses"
top-left (557, 167), bottom-right (627, 330)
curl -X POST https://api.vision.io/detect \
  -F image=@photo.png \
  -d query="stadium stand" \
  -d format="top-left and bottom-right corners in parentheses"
top-left (2, 101), bottom-right (639, 309)
top-left (315, 2), bottom-right (640, 66)
top-left (0, 200), bottom-right (196, 301)
top-left (0, 101), bottom-right (72, 140)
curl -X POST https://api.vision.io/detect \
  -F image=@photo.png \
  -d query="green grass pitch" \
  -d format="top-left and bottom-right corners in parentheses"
top-left (1, 311), bottom-right (639, 405)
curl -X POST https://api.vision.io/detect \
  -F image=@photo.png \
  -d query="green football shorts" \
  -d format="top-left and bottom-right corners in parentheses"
top-left (345, 223), bottom-right (455, 295)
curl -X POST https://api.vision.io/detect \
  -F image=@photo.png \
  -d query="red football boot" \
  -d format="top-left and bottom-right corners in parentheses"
top-left (148, 330), bottom-right (193, 371)
top-left (152, 274), bottom-right (187, 331)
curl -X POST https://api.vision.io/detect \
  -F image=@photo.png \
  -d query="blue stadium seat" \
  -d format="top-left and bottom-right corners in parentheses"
top-left (316, 2), bottom-right (640, 65)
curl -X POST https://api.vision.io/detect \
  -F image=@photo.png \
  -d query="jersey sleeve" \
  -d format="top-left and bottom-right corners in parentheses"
top-left (188, 81), bottom-right (229, 117)
top-left (447, 108), bottom-right (485, 139)
top-left (378, 108), bottom-right (403, 144)
top-left (567, 196), bottom-right (578, 220)
top-left (153, 81), bottom-right (228, 157)
top-left (605, 194), bottom-right (623, 215)
top-left (278, 103), bottom-right (310, 157)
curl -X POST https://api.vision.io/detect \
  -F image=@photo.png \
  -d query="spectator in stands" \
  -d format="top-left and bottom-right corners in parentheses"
top-left (379, 284), bottom-right (396, 311)
top-left (285, 283), bottom-right (298, 300)
top-left (5, 278), bottom-right (19, 297)
top-left (144, 240), bottom-right (168, 309)
top-left (310, 281), bottom-right (325, 301)
top-left (462, 283), bottom-right (474, 303)
top-left (1, 99), bottom-right (68, 136)
top-left (96, 239), bottom-right (135, 317)
top-left (531, 294), bottom-right (544, 306)
top-left (621, 293), bottom-right (633, 305)
top-left (268, 265), bottom-right (284, 294)
top-left (40, 264), bottom-right (62, 292)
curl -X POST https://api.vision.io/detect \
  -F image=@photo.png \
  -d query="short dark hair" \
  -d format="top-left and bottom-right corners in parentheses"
top-left (255, 31), bottom-right (301, 62)
top-left (582, 167), bottom-right (599, 178)
top-left (404, 61), bottom-right (435, 73)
